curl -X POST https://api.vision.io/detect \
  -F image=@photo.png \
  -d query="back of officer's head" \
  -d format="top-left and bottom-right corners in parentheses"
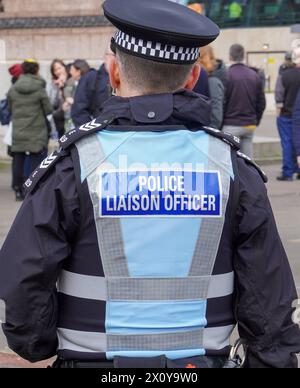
top-left (109, 48), bottom-right (200, 97)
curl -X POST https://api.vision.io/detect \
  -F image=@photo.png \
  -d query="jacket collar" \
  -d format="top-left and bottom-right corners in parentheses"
top-left (100, 89), bottom-right (211, 128)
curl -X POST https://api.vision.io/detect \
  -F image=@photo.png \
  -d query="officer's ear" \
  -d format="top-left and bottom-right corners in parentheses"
top-left (184, 64), bottom-right (201, 91)
top-left (108, 55), bottom-right (121, 92)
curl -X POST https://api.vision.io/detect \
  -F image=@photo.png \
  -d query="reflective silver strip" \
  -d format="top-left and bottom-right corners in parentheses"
top-left (57, 270), bottom-right (234, 301)
top-left (207, 272), bottom-right (234, 299)
top-left (58, 270), bottom-right (107, 301)
top-left (88, 170), bottom-right (129, 277)
top-left (57, 328), bottom-right (107, 353)
top-left (57, 326), bottom-right (234, 354)
top-left (108, 277), bottom-right (209, 301)
top-left (203, 325), bottom-right (235, 350)
top-left (95, 216), bottom-right (130, 277)
top-left (75, 134), bottom-right (106, 181)
top-left (108, 329), bottom-right (204, 351)
top-left (76, 135), bottom-right (130, 277)
top-left (189, 137), bottom-right (232, 277)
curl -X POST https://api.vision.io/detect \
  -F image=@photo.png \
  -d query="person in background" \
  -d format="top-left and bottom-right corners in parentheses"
top-left (292, 88), bottom-right (300, 180)
top-left (249, 66), bottom-right (266, 91)
top-left (275, 48), bottom-right (300, 181)
top-left (8, 59), bottom-right (53, 201)
top-left (71, 55), bottom-right (111, 127)
top-left (279, 52), bottom-right (294, 76)
top-left (47, 59), bottom-right (71, 138)
top-left (8, 64), bottom-right (23, 85)
top-left (213, 57), bottom-right (229, 91)
top-left (193, 61), bottom-right (210, 99)
top-left (223, 44), bottom-right (266, 158)
top-left (1, 64), bottom-right (23, 159)
top-left (228, 1), bottom-right (243, 21)
top-left (198, 46), bottom-right (227, 129)
top-left (62, 63), bottom-right (77, 132)
top-left (188, 2), bottom-right (205, 14)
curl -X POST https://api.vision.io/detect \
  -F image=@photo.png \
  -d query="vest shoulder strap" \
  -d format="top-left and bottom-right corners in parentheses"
top-left (202, 126), bottom-right (241, 150)
top-left (24, 117), bottom-right (114, 195)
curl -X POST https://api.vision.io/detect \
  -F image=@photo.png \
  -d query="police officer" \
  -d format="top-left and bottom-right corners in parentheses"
top-left (0, 0), bottom-right (299, 369)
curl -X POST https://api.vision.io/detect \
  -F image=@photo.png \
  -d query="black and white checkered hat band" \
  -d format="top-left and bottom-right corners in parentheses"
top-left (114, 30), bottom-right (200, 64)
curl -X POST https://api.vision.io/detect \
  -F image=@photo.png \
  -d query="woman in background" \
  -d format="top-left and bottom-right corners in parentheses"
top-left (47, 59), bottom-right (76, 137)
top-left (8, 59), bottom-right (52, 201)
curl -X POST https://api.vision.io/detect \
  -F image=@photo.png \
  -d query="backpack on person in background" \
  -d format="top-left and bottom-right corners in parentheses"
top-left (0, 98), bottom-right (11, 125)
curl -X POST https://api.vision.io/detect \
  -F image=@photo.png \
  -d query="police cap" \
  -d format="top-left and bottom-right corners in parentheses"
top-left (103, 0), bottom-right (220, 65)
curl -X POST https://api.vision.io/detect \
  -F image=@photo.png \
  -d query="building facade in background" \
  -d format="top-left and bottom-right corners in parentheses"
top-left (0, 0), bottom-right (300, 96)
top-left (175, 0), bottom-right (300, 27)
top-left (0, 0), bottom-right (113, 62)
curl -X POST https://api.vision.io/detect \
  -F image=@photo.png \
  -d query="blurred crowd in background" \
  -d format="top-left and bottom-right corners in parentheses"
top-left (1, 40), bottom-right (300, 201)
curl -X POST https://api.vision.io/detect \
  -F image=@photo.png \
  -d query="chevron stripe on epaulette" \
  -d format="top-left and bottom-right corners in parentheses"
top-left (202, 126), bottom-right (241, 150)
top-left (58, 117), bottom-right (115, 150)
top-left (237, 151), bottom-right (268, 183)
top-left (24, 149), bottom-right (69, 195)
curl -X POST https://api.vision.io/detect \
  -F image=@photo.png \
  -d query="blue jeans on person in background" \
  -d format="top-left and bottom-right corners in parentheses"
top-left (277, 116), bottom-right (300, 177)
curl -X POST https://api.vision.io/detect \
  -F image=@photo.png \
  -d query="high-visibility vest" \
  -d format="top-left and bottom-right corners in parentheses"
top-left (57, 128), bottom-right (236, 360)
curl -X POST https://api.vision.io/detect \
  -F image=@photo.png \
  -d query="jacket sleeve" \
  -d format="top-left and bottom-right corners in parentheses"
top-left (7, 89), bottom-right (12, 112)
top-left (275, 75), bottom-right (285, 108)
top-left (0, 155), bottom-right (80, 362)
top-left (208, 77), bottom-right (224, 130)
top-left (292, 90), bottom-right (300, 157)
top-left (71, 71), bottom-right (96, 127)
top-left (41, 88), bottom-right (53, 116)
top-left (256, 77), bottom-right (266, 126)
top-left (234, 158), bottom-right (300, 368)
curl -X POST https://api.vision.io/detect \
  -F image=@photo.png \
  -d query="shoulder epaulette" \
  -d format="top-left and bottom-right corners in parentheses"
top-left (202, 126), bottom-right (241, 150)
top-left (58, 116), bottom-right (115, 150)
top-left (24, 148), bottom-right (68, 195)
top-left (202, 126), bottom-right (268, 183)
top-left (237, 151), bottom-right (268, 183)
top-left (24, 116), bottom-right (114, 195)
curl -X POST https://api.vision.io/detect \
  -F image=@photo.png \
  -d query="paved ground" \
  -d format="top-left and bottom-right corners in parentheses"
top-left (255, 112), bottom-right (279, 140)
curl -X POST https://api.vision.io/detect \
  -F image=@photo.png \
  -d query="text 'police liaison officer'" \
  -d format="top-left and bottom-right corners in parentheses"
top-left (0, 0), bottom-right (300, 369)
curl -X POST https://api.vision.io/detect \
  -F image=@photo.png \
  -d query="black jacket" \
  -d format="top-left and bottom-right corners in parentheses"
top-left (224, 63), bottom-right (266, 127)
top-left (276, 67), bottom-right (300, 118)
top-left (0, 90), bottom-right (299, 368)
top-left (71, 65), bottom-right (110, 127)
top-left (292, 89), bottom-right (300, 157)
